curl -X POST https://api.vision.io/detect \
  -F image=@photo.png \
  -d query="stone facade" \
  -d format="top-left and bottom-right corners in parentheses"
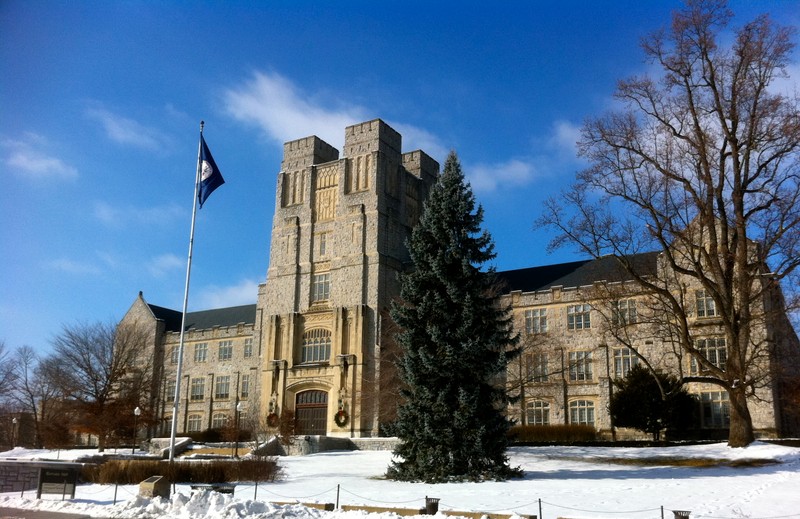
top-left (121, 118), bottom-right (799, 441)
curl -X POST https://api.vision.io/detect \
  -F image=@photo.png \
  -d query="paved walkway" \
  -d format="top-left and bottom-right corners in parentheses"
top-left (0, 507), bottom-right (96, 519)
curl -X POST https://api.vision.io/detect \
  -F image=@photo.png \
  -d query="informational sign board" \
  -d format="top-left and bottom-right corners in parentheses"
top-left (37, 467), bottom-right (77, 500)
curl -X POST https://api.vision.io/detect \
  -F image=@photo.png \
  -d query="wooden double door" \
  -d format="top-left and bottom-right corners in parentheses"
top-left (295, 390), bottom-right (328, 435)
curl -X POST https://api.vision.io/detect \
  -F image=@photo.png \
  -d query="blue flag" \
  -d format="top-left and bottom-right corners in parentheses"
top-left (198, 135), bottom-right (225, 208)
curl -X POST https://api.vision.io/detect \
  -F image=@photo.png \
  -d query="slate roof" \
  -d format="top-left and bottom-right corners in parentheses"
top-left (496, 252), bottom-right (659, 293)
top-left (147, 303), bottom-right (257, 333)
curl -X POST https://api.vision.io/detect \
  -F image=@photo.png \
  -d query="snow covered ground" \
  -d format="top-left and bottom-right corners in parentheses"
top-left (1, 442), bottom-right (798, 519)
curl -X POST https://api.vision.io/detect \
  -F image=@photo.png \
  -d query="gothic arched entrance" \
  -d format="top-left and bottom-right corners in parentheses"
top-left (295, 390), bottom-right (328, 435)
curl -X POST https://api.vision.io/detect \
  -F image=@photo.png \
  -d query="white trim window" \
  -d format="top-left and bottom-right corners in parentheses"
top-left (212, 413), bottom-right (229, 429)
top-left (215, 375), bottom-right (231, 400)
top-left (567, 304), bottom-right (591, 330)
top-left (569, 351), bottom-right (593, 381)
top-left (524, 309), bottom-right (548, 334)
top-left (527, 353), bottom-right (549, 383)
top-left (190, 377), bottom-right (205, 401)
top-left (187, 414), bottom-right (202, 432)
top-left (243, 338), bottom-right (253, 358)
top-left (312, 273), bottom-right (331, 302)
top-left (241, 374), bottom-right (250, 399)
top-left (696, 289), bottom-right (718, 318)
top-left (691, 338), bottom-right (727, 374)
top-left (526, 400), bottom-right (550, 426)
top-left (613, 347), bottom-right (639, 378)
top-left (218, 340), bottom-right (233, 361)
top-left (194, 343), bottom-right (208, 363)
top-left (700, 391), bottom-right (730, 428)
top-left (612, 299), bottom-right (638, 325)
top-left (569, 400), bottom-right (595, 426)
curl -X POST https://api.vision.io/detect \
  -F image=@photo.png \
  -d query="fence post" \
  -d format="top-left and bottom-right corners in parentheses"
top-left (539, 498), bottom-right (543, 519)
top-left (336, 484), bottom-right (340, 509)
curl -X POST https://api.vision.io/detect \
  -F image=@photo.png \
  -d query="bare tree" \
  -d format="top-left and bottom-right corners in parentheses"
top-left (0, 341), bottom-right (16, 401)
top-left (50, 321), bottom-right (150, 451)
top-left (540, 0), bottom-right (800, 446)
top-left (6, 347), bottom-right (66, 448)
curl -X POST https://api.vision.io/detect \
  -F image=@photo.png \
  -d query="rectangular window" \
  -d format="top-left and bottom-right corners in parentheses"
top-left (190, 378), bottom-right (205, 401)
top-left (317, 232), bottom-right (329, 257)
top-left (612, 299), bottom-right (638, 325)
top-left (700, 391), bottom-right (730, 428)
top-left (241, 374), bottom-right (250, 399)
top-left (194, 343), bottom-right (208, 363)
top-left (170, 347), bottom-right (180, 364)
top-left (527, 353), bottom-right (549, 383)
top-left (613, 347), bottom-right (639, 378)
top-left (567, 304), bottom-right (591, 330)
top-left (218, 340), bottom-right (233, 361)
top-left (215, 375), bottom-right (230, 399)
top-left (164, 380), bottom-right (176, 401)
top-left (524, 309), bottom-right (548, 334)
top-left (696, 289), bottom-right (718, 318)
top-left (569, 400), bottom-right (595, 426)
top-left (187, 414), bottom-right (202, 432)
top-left (691, 338), bottom-right (727, 374)
top-left (569, 351), bottom-right (593, 381)
top-left (312, 273), bottom-right (331, 302)
top-left (526, 401), bottom-right (550, 426)
top-left (243, 338), bottom-right (253, 358)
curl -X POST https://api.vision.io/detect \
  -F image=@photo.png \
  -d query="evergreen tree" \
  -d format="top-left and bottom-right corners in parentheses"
top-left (388, 151), bottom-right (521, 482)
top-left (610, 365), bottom-right (697, 441)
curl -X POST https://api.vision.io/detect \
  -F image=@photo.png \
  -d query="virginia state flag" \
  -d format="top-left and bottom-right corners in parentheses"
top-left (198, 135), bottom-right (225, 208)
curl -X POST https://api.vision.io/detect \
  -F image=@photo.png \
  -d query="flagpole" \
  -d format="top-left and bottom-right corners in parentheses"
top-left (168, 120), bottom-right (205, 462)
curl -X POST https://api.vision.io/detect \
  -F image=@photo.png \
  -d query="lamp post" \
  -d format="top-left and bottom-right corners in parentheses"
top-left (234, 402), bottom-right (243, 458)
top-left (12, 417), bottom-right (18, 448)
top-left (132, 406), bottom-right (141, 454)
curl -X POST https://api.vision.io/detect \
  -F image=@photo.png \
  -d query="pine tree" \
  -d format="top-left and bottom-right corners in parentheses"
top-left (610, 365), bottom-right (697, 441)
top-left (388, 151), bottom-right (521, 483)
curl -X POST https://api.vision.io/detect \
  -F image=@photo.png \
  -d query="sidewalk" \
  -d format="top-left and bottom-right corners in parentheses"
top-left (0, 507), bottom-right (95, 519)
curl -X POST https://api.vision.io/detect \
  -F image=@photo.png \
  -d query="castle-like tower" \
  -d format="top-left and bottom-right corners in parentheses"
top-left (255, 119), bottom-right (438, 437)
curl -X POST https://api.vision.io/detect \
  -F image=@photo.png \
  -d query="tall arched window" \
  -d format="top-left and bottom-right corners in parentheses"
top-left (301, 329), bottom-right (331, 364)
top-left (569, 400), bottom-right (595, 427)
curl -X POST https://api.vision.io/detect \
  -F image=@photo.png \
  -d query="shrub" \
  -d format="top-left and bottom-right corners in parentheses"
top-left (80, 458), bottom-right (279, 485)
top-left (508, 424), bottom-right (597, 443)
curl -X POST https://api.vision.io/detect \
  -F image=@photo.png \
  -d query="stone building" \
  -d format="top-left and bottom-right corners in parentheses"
top-left (121, 118), bottom-right (799, 441)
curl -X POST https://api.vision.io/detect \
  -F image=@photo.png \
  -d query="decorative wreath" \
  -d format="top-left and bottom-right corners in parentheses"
top-left (334, 410), bottom-right (349, 428)
top-left (266, 412), bottom-right (280, 428)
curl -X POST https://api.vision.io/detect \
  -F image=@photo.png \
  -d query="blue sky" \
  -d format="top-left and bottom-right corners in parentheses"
top-left (2, 1), bottom-right (798, 353)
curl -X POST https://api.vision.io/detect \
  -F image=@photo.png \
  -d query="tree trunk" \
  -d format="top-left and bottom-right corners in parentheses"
top-left (727, 387), bottom-right (755, 447)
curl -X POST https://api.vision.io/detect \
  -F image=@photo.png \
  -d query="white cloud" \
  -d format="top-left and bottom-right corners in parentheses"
top-left (93, 201), bottom-right (183, 228)
top-left (44, 258), bottom-right (100, 275)
top-left (467, 158), bottom-right (538, 194)
top-left (85, 105), bottom-right (166, 150)
top-left (148, 253), bottom-right (184, 278)
top-left (546, 120), bottom-right (582, 159)
top-left (388, 122), bottom-right (448, 164)
top-left (223, 71), bottom-right (365, 150)
top-left (195, 278), bottom-right (260, 309)
top-left (3, 133), bottom-right (78, 180)
top-left (223, 71), bottom-right (450, 158)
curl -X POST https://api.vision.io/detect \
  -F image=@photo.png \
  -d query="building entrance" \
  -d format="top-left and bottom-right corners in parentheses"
top-left (295, 390), bottom-right (328, 435)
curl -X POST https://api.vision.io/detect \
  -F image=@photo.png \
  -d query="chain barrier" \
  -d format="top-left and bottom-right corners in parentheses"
top-left (64, 482), bottom-right (800, 519)
top-left (542, 500), bottom-right (662, 514)
top-left (338, 486), bottom-right (420, 504)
